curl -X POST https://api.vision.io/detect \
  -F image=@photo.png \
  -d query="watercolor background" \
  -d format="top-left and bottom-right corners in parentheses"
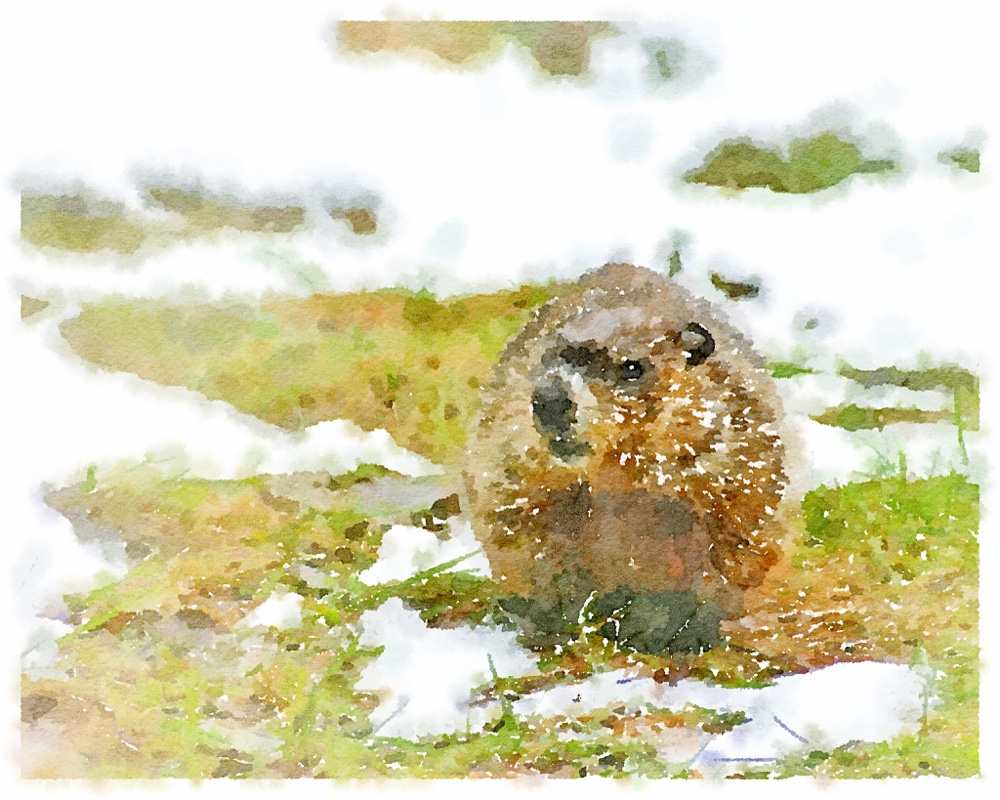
top-left (2, 0), bottom-right (999, 794)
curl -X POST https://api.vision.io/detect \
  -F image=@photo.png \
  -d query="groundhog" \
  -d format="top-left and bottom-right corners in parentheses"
top-left (463, 263), bottom-right (794, 655)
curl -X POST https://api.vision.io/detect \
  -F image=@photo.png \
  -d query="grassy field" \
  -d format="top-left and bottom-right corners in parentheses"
top-left (684, 132), bottom-right (897, 194)
top-left (23, 464), bottom-right (978, 778)
top-left (20, 284), bottom-right (980, 779)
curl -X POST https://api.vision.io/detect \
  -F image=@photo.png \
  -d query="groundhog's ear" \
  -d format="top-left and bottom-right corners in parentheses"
top-left (678, 323), bottom-right (715, 366)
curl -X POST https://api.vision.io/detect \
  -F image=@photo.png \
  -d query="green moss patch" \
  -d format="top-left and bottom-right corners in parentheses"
top-left (938, 147), bottom-right (980, 174)
top-left (709, 272), bottom-right (760, 300)
top-left (60, 285), bottom-right (560, 465)
top-left (685, 132), bottom-right (896, 193)
top-left (21, 193), bottom-right (147, 254)
top-left (22, 463), bottom-right (978, 778)
top-left (147, 188), bottom-right (306, 233)
top-left (336, 21), bottom-right (618, 77)
top-left (21, 187), bottom-right (380, 256)
top-left (749, 473), bottom-right (979, 778)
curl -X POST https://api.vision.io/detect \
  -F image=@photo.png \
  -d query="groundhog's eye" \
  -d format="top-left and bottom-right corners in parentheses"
top-left (620, 360), bottom-right (644, 381)
top-left (680, 323), bottom-right (715, 366)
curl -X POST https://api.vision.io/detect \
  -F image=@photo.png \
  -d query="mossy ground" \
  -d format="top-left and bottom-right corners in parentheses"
top-left (336, 21), bottom-right (617, 77)
top-left (59, 286), bottom-right (558, 464)
top-left (23, 463), bottom-right (978, 779)
top-left (21, 285), bottom-right (980, 779)
top-left (20, 189), bottom-right (379, 258)
top-left (685, 133), bottom-right (896, 194)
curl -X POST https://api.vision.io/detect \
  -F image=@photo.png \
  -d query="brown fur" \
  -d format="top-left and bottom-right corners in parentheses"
top-left (464, 264), bottom-right (794, 649)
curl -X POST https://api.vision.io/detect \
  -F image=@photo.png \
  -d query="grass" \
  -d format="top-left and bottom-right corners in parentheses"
top-left (60, 285), bottom-right (559, 464)
top-left (59, 288), bottom-right (976, 467)
top-left (938, 147), bottom-right (980, 174)
top-left (21, 194), bottom-right (147, 255)
top-left (20, 188), bottom-right (380, 256)
top-left (147, 188), bottom-right (306, 233)
top-left (685, 132), bottom-right (896, 193)
top-left (336, 21), bottom-right (617, 77)
top-left (22, 456), bottom-right (978, 778)
top-left (22, 282), bottom-right (980, 779)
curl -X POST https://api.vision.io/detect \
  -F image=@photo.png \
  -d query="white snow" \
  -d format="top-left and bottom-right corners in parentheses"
top-left (357, 520), bottom-right (492, 587)
top-left (237, 591), bottom-right (304, 630)
top-left (354, 603), bottom-right (931, 772)
top-left (356, 598), bottom-right (535, 738)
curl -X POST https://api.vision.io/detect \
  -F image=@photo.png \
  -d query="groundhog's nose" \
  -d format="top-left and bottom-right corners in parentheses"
top-left (531, 377), bottom-right (591, 460)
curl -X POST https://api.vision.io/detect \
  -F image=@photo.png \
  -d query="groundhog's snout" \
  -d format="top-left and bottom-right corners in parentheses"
top-left (464, 263), bottom-right (792, 655)
top-left (531, 375), bottom-right (589, 460)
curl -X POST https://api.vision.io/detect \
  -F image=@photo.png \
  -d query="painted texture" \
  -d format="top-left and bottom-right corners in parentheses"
top-left (60, 285), bottom-right (556, 464)
top-left (21, 187), bottom-right (380, 256)
top-left (22, 461), bottom-right (977, 778)
top-left (21, 194), bottom-right (147, 255)
top-left (685, 133), bottom-right (896, 193)
top-left (938, 147), bottom-right (980, 173)
top-left (12, 10), bottom-right (984, 783)
top-left (337, 21), bottom-right (617, 76)
top-left (21, 269), bottom-right (980, 778)
top-left (58, 286), bottom-right (976, 465)
top-left (464, 265), bottom-right (789, 654)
